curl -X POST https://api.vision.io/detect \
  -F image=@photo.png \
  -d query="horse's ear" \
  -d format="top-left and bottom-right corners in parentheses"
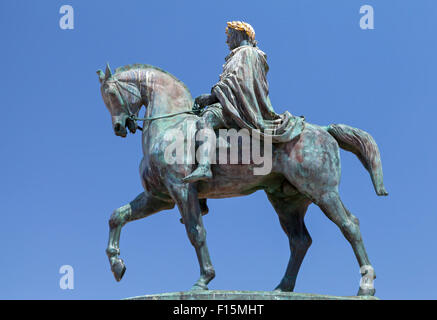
top-left (105, 63), bottom-right (112, 81)
top-left (96, 70), bottom-right (105, 83)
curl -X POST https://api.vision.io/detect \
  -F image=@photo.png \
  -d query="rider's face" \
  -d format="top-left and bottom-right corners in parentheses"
top-left (226, 29), bottom-right (239, 50)
top-left (226, 31), bottom-right (231, 50)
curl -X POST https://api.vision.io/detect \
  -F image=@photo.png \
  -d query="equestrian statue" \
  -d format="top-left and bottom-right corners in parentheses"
top-left (97, 21), bottom-right (388, 296)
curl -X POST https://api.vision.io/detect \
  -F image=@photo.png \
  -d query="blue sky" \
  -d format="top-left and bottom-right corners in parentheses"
top-left (1, 0), bottom-right (436, 299)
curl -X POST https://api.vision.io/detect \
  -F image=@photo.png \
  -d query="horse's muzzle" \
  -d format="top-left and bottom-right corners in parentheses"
top-left (113, 117), bottom-right (136, 137)
top-left (113, 122), bottom-right (127, 137)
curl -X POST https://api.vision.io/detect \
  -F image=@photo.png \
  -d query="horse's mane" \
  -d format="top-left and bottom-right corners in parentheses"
top-left (114, 63), bottom-right (190, 93)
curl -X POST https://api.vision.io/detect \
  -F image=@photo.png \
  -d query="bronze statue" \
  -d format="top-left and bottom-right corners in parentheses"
top-left (97, 21), bottom-right (388, 296)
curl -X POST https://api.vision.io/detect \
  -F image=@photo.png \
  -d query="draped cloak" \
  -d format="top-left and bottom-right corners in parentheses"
top-left (211, 45), bottom-right (304, 143)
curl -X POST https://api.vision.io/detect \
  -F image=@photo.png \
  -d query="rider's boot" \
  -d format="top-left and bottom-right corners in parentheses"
top-left (182, 144), bottom-right (213, 183)
top-left (183, 163), bottom-right (212, 183)
top-left (183, 117), bottom-right (214, 183)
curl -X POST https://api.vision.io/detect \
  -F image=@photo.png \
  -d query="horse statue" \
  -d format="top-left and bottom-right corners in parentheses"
top-left (97, 63), bottom-right (388, 296)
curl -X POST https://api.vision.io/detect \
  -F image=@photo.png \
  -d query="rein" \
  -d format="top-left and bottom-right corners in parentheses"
top-left (113, 78), bottom-right (196, 131)
top-left (133, 110), bottom-right (196, 122)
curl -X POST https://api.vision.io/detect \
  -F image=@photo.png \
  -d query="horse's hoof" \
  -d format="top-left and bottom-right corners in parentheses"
top-left (190, 283), bottom-right (208, 291)
top-left (111, 258), bottom-right (126, 282)
top-left (273, 285), bottom-right (293, 292)
top-left (357, 287), bottom-right (375, 296)
top-left (273, 278), bottom-right (294, 292)
top-left (377, 187), bottom-right (389, 196)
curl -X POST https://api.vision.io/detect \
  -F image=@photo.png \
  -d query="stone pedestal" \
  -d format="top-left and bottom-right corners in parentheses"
top-left (125, 290), bottom-right (379, 300)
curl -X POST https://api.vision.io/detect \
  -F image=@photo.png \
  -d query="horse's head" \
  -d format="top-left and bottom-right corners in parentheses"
top-left (97, 64), bottom-right (143, 137)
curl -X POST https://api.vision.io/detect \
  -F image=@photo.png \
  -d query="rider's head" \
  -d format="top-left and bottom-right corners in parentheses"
top-left (225, 21), bottom-right (257, 50)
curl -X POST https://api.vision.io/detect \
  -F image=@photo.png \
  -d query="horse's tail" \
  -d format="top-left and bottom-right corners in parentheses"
top-left (326, 124), bottom-right (388, 196)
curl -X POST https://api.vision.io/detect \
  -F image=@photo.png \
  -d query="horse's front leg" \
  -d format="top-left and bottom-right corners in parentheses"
top-left (106, 191), bottom-right (174, 281)
top-left (169, 183), bottom-right (215, 290)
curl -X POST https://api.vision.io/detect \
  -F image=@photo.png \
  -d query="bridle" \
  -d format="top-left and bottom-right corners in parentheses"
top-left (112, 78), bottom-right (197, 131)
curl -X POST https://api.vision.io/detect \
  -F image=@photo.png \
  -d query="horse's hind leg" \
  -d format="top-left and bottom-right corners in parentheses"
top-left (106, 191), bottom-right (174, 281)
top-left (316, 191), bottom-right (376, 296)
top-left (168, 183), bottom-right (215, 290)
top-left (266, 192), bottom-right (312, 292)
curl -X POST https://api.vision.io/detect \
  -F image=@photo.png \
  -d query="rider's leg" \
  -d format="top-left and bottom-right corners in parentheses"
top-left (183, 105), bottom-right (224, 183)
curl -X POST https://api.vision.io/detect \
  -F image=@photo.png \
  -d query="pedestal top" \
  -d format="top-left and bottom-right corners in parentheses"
top-left (125, 290), bottom-right (379, 300)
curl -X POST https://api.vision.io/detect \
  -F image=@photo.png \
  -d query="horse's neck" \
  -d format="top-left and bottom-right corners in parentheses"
top-left (140, 69), bottom-right (192, 118)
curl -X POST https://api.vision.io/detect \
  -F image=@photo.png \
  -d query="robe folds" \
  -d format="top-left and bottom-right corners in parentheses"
top-left (211, 45), bottom-right (304, 143)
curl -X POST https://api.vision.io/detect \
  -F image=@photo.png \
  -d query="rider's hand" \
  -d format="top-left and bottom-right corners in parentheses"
top-left (194, 94), bottom-right (212, 109)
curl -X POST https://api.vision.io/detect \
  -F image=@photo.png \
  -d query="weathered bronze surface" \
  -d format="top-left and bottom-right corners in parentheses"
top-left (97, 22), bottom-right (387, 297)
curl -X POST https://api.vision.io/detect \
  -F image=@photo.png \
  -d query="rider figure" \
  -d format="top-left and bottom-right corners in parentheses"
top-left (183, 21), bottom-right (304, 183)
